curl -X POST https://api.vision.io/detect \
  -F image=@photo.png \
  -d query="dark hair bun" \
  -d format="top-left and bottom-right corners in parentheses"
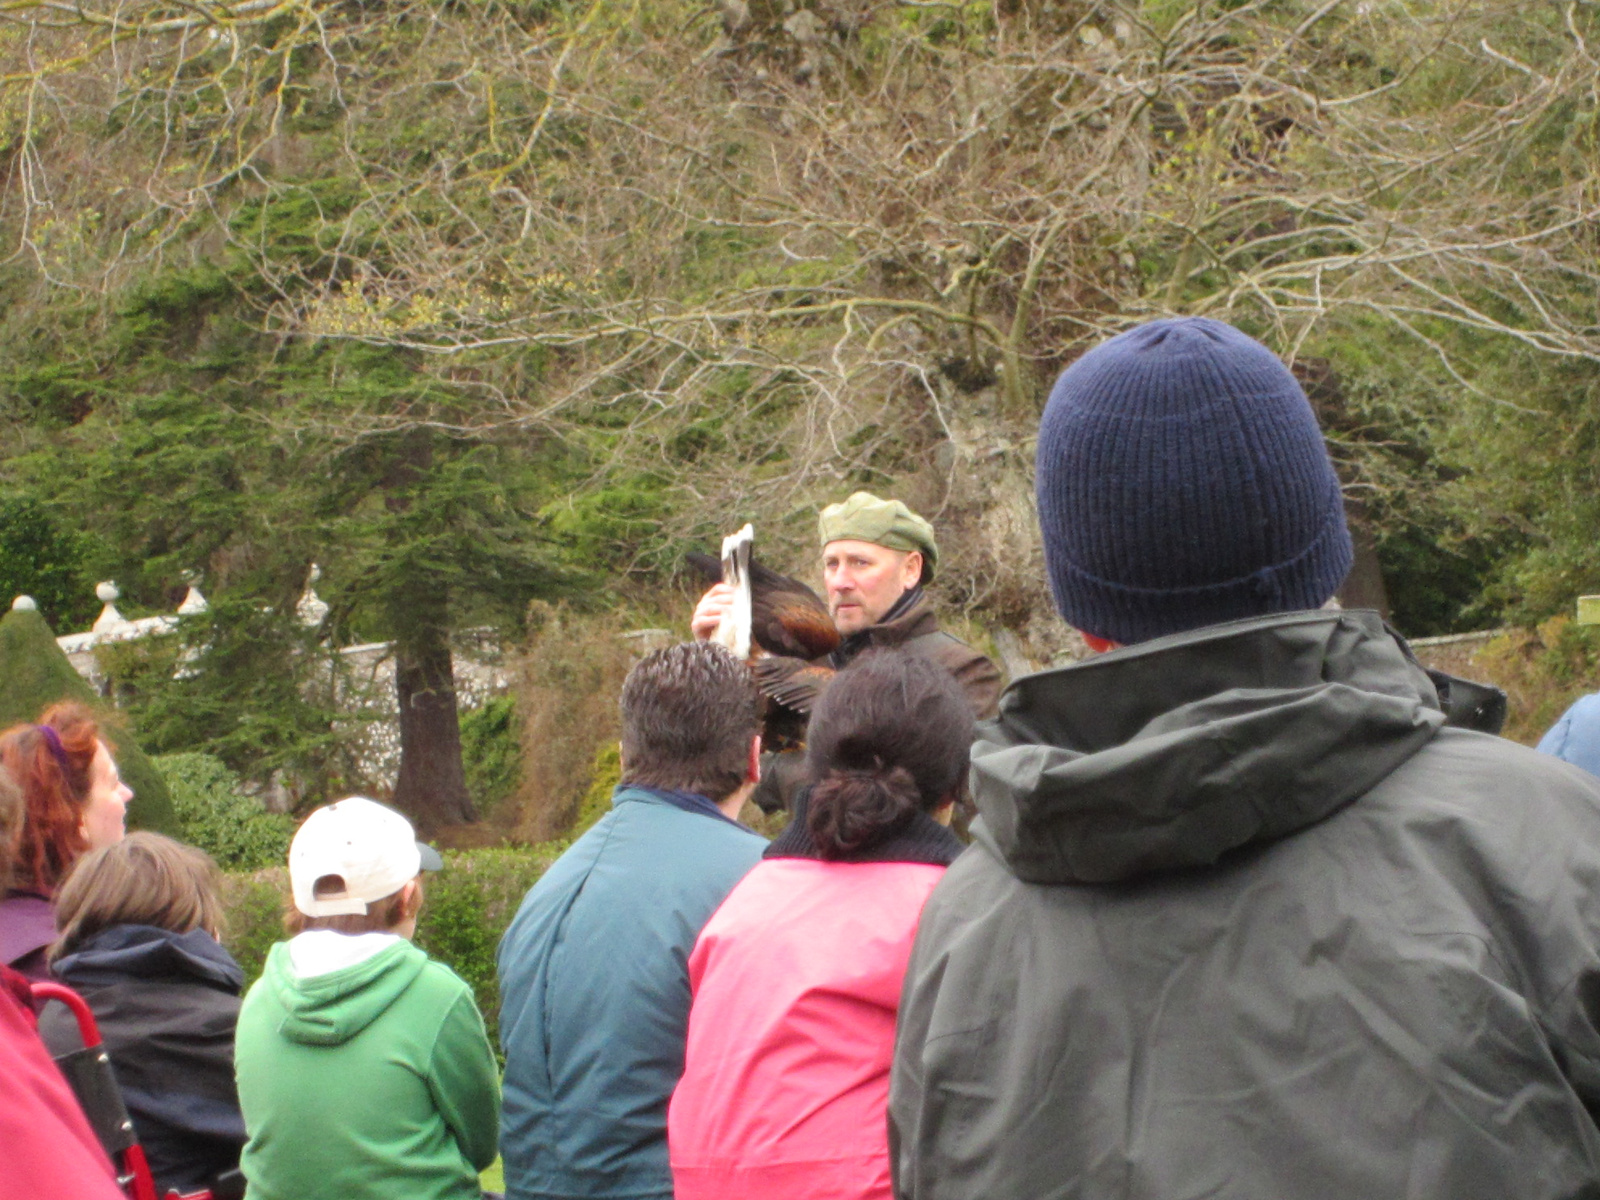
top-left (807, 764), bottom-right (919, 857)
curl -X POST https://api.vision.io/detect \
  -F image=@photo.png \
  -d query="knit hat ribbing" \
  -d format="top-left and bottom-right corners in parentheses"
top-left (1035, 318), bottom-right (1352, 644)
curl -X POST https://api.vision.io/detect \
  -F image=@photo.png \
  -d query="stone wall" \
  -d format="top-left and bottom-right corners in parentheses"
top-left (42, 579), bottom-right (511, 797)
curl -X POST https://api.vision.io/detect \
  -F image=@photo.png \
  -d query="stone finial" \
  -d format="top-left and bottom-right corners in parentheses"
top-left (11, 595), bottom-right (37, 612)
top-left (298, 564), bottom-right (330, 628)
top-left (92, 581), bottom-right (126, 634)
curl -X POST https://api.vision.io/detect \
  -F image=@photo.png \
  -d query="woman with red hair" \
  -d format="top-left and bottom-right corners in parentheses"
top-left (0, 702), bottom-right (133, 980)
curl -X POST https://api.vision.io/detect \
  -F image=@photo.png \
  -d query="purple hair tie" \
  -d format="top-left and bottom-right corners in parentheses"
top-left (35, 724), bottom-right (72, 771)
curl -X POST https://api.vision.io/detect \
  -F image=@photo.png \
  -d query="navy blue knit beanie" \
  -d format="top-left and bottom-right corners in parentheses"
top-left (1035, 317), bottom-right (1352, 644)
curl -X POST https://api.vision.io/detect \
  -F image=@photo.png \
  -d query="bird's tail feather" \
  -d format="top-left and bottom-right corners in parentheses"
top-left (715, 524), bottom-right (754, 660)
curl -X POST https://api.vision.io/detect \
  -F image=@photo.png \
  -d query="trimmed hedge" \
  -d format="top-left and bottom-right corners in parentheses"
top-left (460, 695), bottom-right (522, 816)
top-left (0, 604), bottom-right (175, 831)
top-left (156, 752), bottom-right (293, 871)
top-left (218, 845), bottom-right (565, 1051)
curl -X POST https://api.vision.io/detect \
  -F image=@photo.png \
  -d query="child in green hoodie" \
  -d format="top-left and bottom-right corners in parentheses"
top-left (234, 797), bottom-right (500, 1200)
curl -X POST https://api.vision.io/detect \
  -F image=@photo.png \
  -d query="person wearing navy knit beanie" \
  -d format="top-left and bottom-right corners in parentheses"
top-left (1034, 317), bottom-right (1351, 643)
top-left (889, 317), bottom-right (1600, 1200)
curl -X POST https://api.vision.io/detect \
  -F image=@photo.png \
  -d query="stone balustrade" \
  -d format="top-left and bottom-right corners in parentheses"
top-left (12, 572), bottom-right (510, 793)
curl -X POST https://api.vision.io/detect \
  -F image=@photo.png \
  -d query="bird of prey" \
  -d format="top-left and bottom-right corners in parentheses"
top-left (685, 544), bottom-right (841, 665)
top-left (688, 532), bottom-right (843, 752)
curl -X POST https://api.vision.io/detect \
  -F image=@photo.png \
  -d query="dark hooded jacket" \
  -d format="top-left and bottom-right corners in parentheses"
top-left (889, 609), bottom-right (1600, 1200)
top-left (38, 924), bottom-right (247, 1195)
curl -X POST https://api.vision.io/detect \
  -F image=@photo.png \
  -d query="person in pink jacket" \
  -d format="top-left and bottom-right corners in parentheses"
top-left (668, 650), bottom-right (973, 1200)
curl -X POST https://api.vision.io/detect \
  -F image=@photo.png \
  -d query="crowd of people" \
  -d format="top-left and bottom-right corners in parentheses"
top-left (6, 316), bottom-right (1600, 1200)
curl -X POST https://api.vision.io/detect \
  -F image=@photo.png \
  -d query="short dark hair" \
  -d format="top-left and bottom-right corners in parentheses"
top-left (619, 643), bottom-right (761, 802)
top-left (805, 650), bottom-right (974, 857)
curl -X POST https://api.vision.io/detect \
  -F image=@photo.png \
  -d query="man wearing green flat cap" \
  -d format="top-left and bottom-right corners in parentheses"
top-left (691, 492), bottom-right (1003, 812)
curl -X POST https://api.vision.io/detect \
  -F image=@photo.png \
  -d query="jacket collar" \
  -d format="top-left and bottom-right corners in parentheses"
top-left (0, 890), bottom-right (57, 969)
top-left (613, 783), bottom-right (750, 831)
top-left (973, 609), bottom-right (1445, 886)
top-left (830, 587), bottom-right (937, 665)
top-left (52, 924), bottom-right (244, 993)
top-left (765, 789), bottom-right (965, 866)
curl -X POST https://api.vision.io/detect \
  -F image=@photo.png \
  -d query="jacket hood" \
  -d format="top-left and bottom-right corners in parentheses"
top-left (53, 924), bottom-right (244, 993)
top-left (973, 610), bottom-right (1446, 885)
top-left (261, 937), bottom-right (426, 1046)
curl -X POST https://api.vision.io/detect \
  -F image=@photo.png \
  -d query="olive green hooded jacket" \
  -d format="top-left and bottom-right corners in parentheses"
top-left (890, 610), bottom-right (1600, 1200)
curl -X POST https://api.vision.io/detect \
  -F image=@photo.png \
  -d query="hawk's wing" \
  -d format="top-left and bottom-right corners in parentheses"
top-left (748, 560), bottom-right (840, 659)
top-left (750, 656), bottom-right (836, 715)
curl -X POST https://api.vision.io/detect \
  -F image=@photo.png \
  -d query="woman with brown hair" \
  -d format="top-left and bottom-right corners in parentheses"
top-left (0, 702), bottom-right (133, 980)
top-left (38, 832), bottom-right (247, 1197)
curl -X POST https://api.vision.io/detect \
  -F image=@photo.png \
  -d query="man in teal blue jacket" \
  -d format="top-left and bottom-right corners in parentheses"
top-left (497, 642), bottom-right (767, 1200)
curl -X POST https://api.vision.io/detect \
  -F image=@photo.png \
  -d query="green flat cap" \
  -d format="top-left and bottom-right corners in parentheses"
top-left (817, 492), bottom-right (938, 580)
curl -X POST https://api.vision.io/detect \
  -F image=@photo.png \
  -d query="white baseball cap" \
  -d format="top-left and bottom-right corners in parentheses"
top-left (289, 797), bottom-right (445, 917)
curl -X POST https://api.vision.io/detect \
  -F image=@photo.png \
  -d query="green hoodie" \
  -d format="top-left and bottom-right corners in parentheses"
top-left (235, 938), bottom-right (499, 1200)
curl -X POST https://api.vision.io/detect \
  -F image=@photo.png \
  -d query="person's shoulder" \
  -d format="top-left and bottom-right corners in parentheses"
top-left (411, 949), bottom-right (479, 1006)
top-left (1552, 691), bottom-right (1600, 731)
top-left (1417, 724), bottom-right (1597, 773)
top-left (1378, 726), bottom-right (1600, 815)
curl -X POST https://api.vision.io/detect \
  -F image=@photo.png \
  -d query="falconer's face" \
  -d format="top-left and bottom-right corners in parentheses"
top-left (822, 540), bottom-right (922, 634)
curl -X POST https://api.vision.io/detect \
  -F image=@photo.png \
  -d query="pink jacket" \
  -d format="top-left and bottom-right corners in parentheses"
top-left (0, 965), bottom-right (124, 1200)
top-left (667, 857), bottom-right (947, 1200)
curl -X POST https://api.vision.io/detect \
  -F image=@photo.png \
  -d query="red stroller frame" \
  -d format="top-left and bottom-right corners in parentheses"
top-left (31, 980), bottom-right (242, 1200)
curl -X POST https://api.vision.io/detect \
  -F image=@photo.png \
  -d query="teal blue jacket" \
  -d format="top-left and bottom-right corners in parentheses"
top-left (496, 785), bottom-right (765, 1200)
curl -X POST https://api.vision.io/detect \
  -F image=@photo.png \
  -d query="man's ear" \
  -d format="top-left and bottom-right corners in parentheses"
top-left (901, 550), bottom-right (924, 588)
top-left (747, 734), bottom-right (763, 784)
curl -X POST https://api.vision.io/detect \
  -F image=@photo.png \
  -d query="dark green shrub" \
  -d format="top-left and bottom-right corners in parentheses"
top-left (217, 868), bottom-right (289, 986)
top-left (570, 740), bottom-right (622, 837)
top-left (220, 846), bottom-right (563, 1050)
top-left (155, 752), bottom-right (294, 870)
top-left (0, 605), bottom-right (174, 831)
top-left (460, 695), bottom-right (522, 815)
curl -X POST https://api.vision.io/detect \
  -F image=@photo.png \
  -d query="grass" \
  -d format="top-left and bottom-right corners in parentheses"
top-left (482, 1156), bottom-right (505, 1193)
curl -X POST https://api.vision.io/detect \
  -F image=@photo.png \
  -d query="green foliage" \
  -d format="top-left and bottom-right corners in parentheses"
top-left (460, 695), bottom-right (522, 815)
top-left (1474, 616), bottom-right (1600, 745)
top-left (4, 0), bottom-right (1600, 769)
top-left (571, 740), bottom-right (621, 838)
top-left (154, 751), bottom-right (293, 871)
top-left (219, 846), bottom-right (563, 1049)
top-left (0, 606), bottom-right (174, 831)
top-left (102, 596), bottom-right (345, 787)
top-left (216, 869), bottom-right (290, 991)
top-left (0, 495), bottom-right (93, 630)
top-left (1376, 526), bottom-right (1505, 638)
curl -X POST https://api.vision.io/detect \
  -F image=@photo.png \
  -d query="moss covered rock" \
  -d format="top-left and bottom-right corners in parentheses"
top-left (0, 604), bottom-right (175, 832)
